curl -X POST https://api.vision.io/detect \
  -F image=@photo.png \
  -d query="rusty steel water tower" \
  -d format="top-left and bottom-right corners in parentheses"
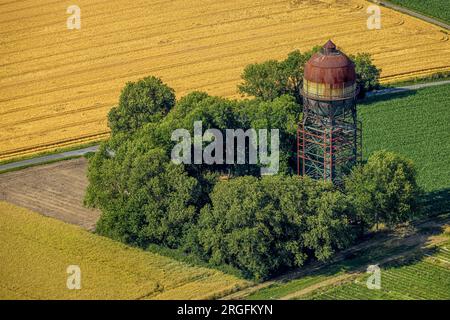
top-left (297, 40), bottom-right (361, 184)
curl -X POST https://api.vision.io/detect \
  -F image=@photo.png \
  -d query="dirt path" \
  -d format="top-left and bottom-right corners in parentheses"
top-left (366, 80), bottom-right (450, 97)
top-left (280, 274), bottom-right (357, 300)
top-left (279, 234), bottom-right (450, 300)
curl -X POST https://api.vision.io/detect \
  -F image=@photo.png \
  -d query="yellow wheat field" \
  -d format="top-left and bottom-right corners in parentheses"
top-left (0, 0), bottom-right (449, 160)
top-left (0, 201), bottom-right (250, 299)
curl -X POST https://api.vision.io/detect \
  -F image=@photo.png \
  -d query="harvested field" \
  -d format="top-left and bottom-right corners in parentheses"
top-left (0, 157), bottom-right (98, 230)
top-left (1, 0), bottom-right (449, 160)
top-left (0, 201), bottom-right (250, 299)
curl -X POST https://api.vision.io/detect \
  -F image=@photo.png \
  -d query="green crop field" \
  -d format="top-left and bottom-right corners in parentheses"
top-left (247, 228), bottom-right (450, 300)
top-left (304, 247), bottom-right (450, 300)
top-left (388, 0), bottom-right (450, 24)
top-left (360, 84), bottom-right (450, 192)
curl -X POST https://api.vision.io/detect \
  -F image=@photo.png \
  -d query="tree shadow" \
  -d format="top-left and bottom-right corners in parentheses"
top-left (299, 189), bottom-right (450, 279)
top-left (360, 89), bottom-right (417, 105)
top-left (421, 187), bottom-right (450, 217)
top-left (270, 211), bottom-right (448, 298)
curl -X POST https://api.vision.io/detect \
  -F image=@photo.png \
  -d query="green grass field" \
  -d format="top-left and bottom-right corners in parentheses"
top-left (360, 84), bottom-right (450, 192)
top-left (388, 0), bottom-right (450, 24)
top-left (0, 202), bottom-right (249, 299)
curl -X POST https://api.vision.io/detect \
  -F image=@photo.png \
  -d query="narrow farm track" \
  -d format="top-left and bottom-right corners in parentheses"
top-left (1, 0), bottom-right (449, 160)
top-left (223, 215), bottom-right (450, 300)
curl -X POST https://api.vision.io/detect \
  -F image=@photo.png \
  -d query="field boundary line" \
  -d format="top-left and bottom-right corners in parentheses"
top-left (0, 146), bottom-right (99, 173)
top-left (367, 0), bottom-right (450, 30)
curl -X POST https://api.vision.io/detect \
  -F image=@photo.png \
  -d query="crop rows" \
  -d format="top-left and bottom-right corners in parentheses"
top-left (388, 0), bottom-right (450, 24)
top-left (1, 0), bottom-right (449, 160)
top-left (359, 84), bottom-right (450, 192)
top-left (0, 201), bottom-right (249, 299)
top-left (306, 253), bottom-right (450, 300)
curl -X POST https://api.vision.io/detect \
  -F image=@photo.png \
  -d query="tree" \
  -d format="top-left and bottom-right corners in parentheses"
top-left (281, 47), bottom-right (321, 104)
top-left (237, 94), bottom-right (301, 174)
top-left (108, 76), bottom-right (175, 135)
top-left (350, 52), bottom-right (381, 98)
top-left (237, 48), bottom-right (321, 104)
top-left (303, 184), bottom-right (355, 261)
top-left (193, 176), bottom-right (307, 280)
top-left (191, 175), bottom-right (353, 280)
top-left (85, 139), bottom-right (200, 248)
top-left (344, 150), bottom-right (421, 233)
top-left (237, 60), bottom-right (288, 101)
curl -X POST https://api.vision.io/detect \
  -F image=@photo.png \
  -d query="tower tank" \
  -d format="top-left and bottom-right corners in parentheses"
top-left (298, 40), bottom-right (361, 184)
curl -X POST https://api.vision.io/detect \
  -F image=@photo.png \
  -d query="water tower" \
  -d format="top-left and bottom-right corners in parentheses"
top-left (297, 40), bottom-right (361, 184)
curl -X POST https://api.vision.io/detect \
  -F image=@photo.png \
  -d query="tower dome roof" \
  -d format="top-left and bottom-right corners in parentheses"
top-left (304, 40), bottom-right (356, 86)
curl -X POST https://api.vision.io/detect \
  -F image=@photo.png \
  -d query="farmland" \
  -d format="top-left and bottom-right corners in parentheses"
top-left (0, 157), bottom-right (99, 230)
top-left (245, 217), bottom-right (450, 300)
top-left (1, 0), bottom-right (450, 161)
top-left (0, 201), bottom-right (250, 299)
top-left (306, 253), bottom-right (450, 300)
top-left (359, 84), bottom-right (450, 192)
top-left (388, 0), bottom-right (450, 24)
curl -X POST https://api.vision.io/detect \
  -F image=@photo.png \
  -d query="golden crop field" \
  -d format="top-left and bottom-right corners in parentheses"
top-left (1, 0), bottom-right (449, 160)
top-left (0, 201), bottom-right (250, 299)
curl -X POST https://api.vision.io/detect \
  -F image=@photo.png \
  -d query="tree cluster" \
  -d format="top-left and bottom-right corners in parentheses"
top-left (85, 50), bottom-right (416, 280)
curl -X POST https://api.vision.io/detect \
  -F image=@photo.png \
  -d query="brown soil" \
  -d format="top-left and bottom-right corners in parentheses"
top-left (0, 158), bottom-right (99, 230)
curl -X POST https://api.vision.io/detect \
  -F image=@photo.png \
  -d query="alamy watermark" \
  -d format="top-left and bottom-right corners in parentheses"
top-left (366, 264), bottom-right (381, 290)
top-left (367, 5), bottom-right (381, 30)
top-left (171, 121), bottom-right (279, 175)
top-left (67, 5), bottom-right (81, 30)
top-left (66, 265), bottom-right (81, 290)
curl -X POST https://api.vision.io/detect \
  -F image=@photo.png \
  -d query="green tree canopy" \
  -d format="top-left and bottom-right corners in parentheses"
top-left (238, 47), bottom-right (380, 102)
top-left (237, 94), bottom-right (300, 174)
top-left (108, 76), bottom-right (176, 135)
top-left (85, 141), bottom-right (200, 248)
top-left (237, 60), bottom-right (287, 102)
top-left (238, 48), bottom-right (320, 104)
top-left (349, 52), bottom-right (381, 98)
top-left (192, 175), bottom-right (353, 280)
top-left (344, 150), bottom-right (421, 232)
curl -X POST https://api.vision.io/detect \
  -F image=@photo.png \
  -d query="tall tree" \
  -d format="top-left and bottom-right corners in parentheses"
top-left (349, 52), bottom-right (381, 98)
top-left (85, 140), bottom-right (200, 248)
top-left (237, 60), bottom-right (288, 101)
top-left (108, 76), bottom-right (175, 135)
top-left (344, 150), bottom-right (421, 233)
